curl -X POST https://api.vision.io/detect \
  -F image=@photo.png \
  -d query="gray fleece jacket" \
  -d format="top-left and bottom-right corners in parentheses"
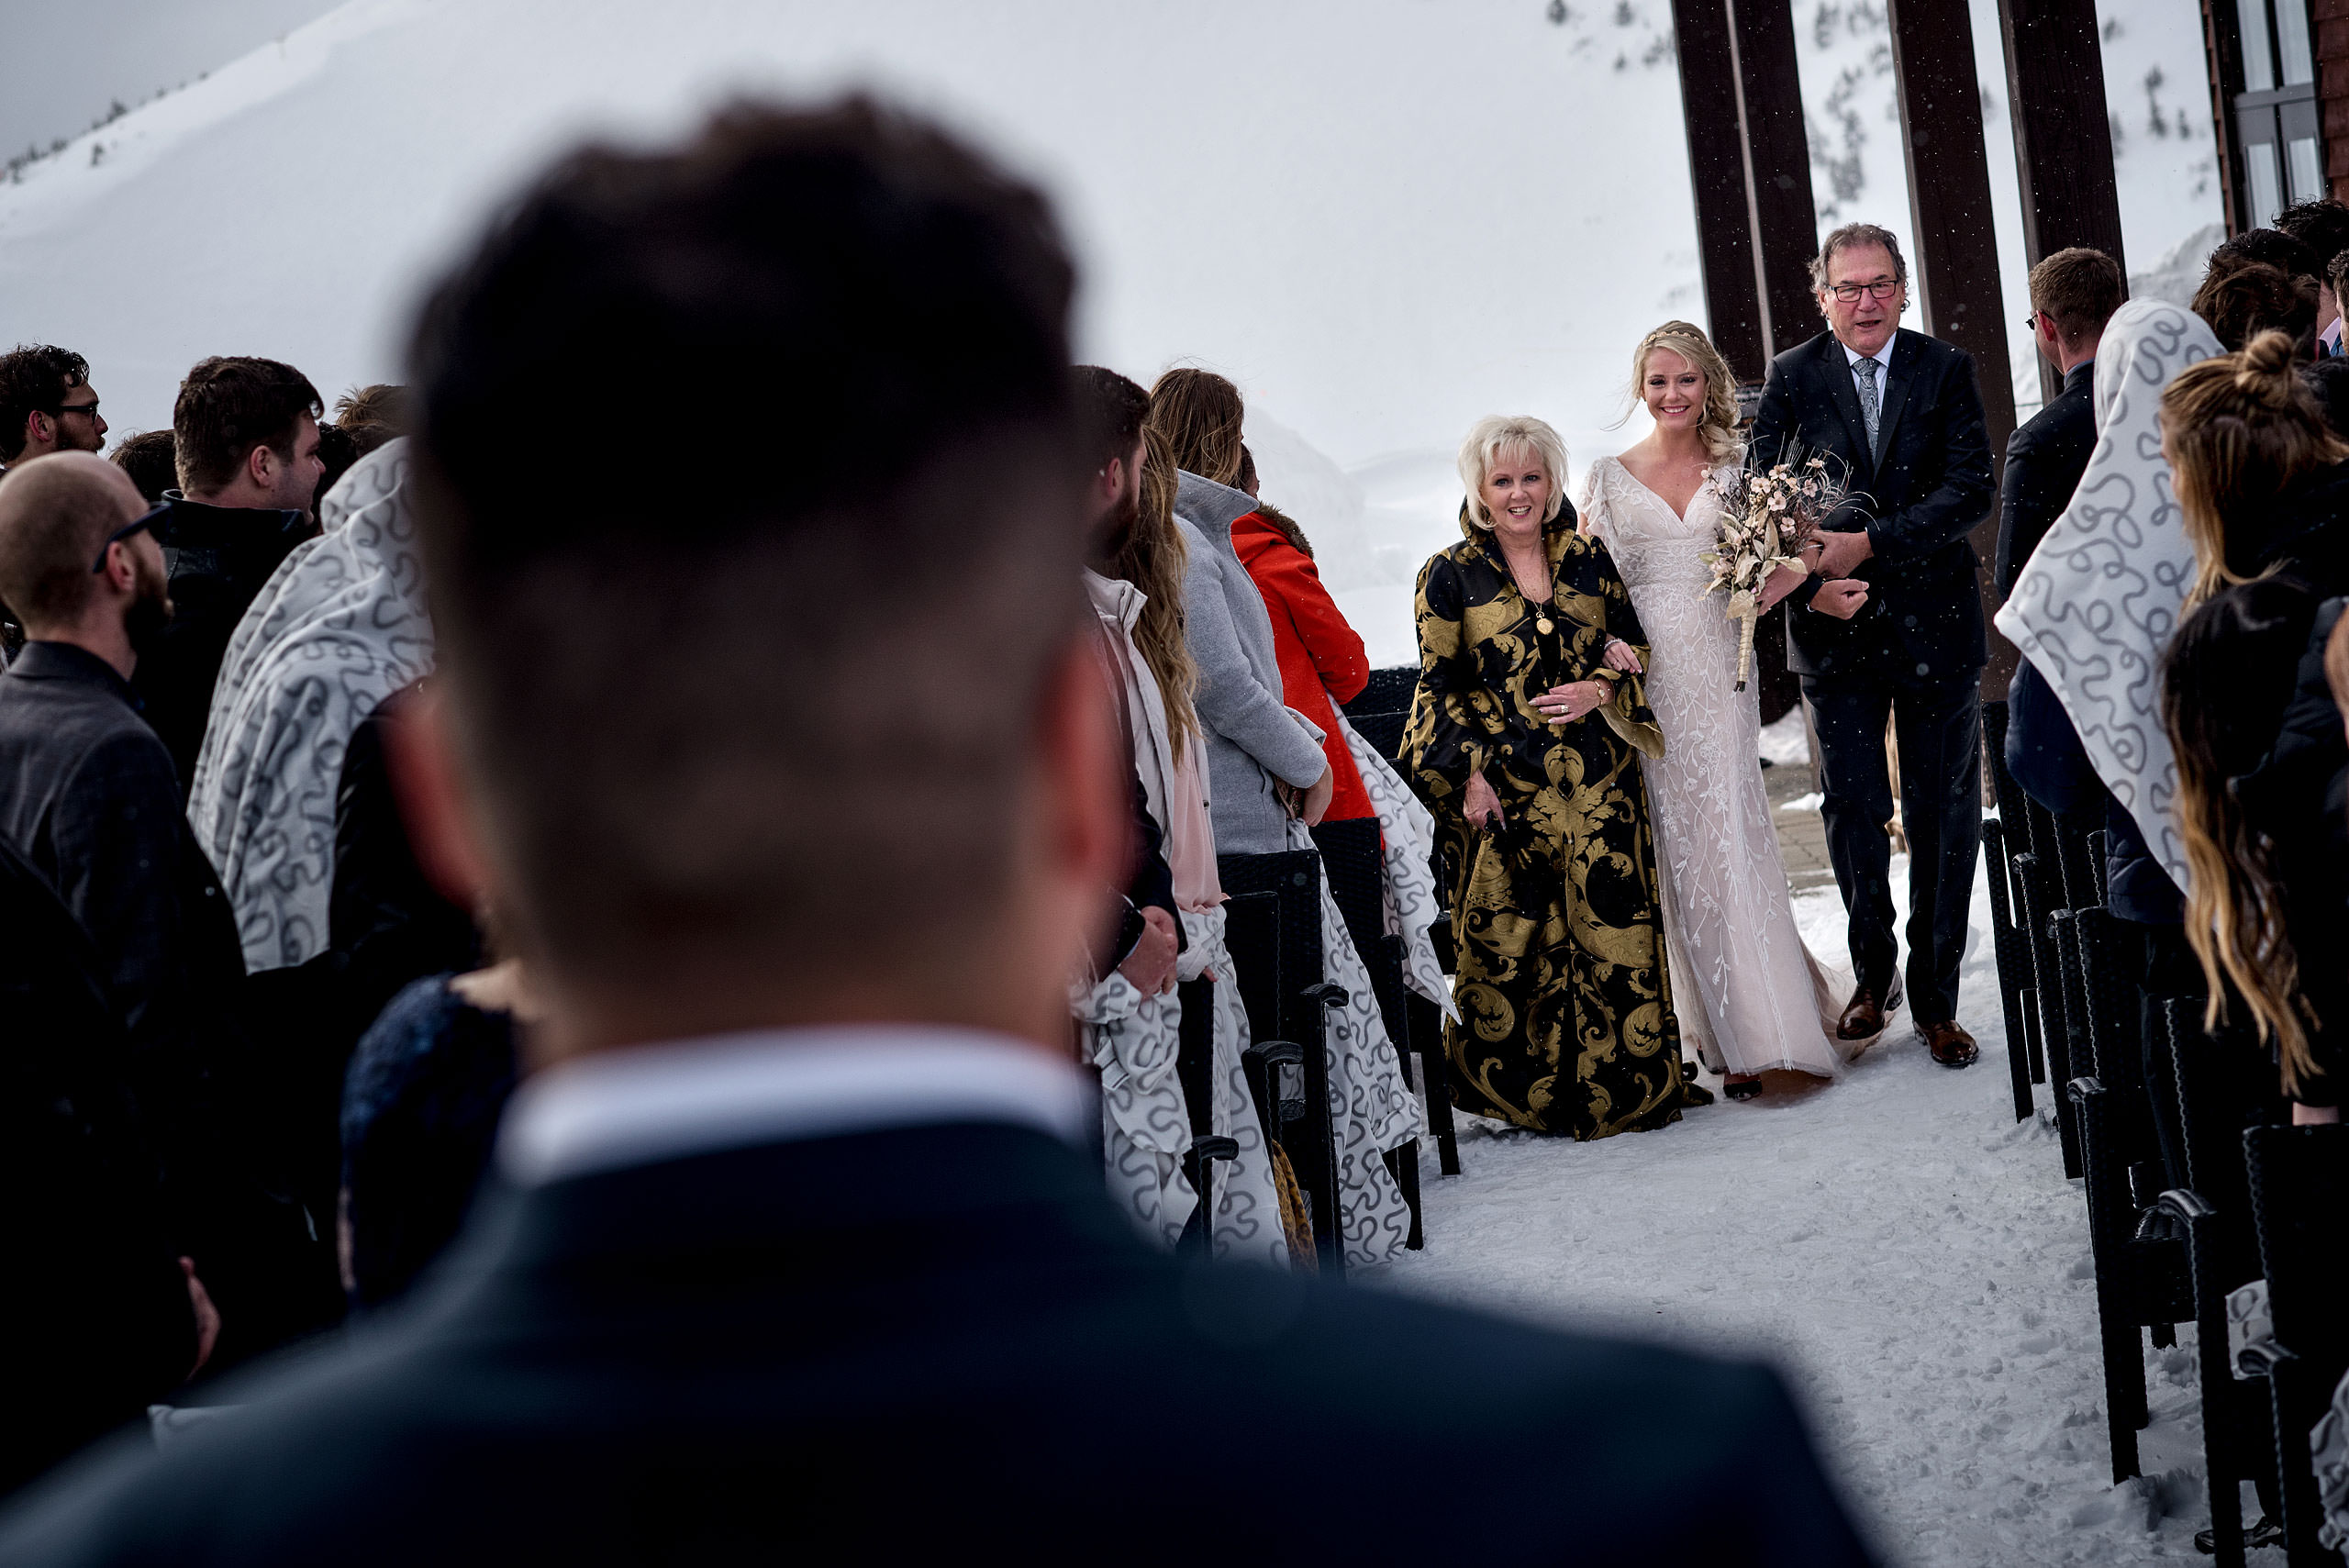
top-left (1174, 471), bottom-right (1330, 856)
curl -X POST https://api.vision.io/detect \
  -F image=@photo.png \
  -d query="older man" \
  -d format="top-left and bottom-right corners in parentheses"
top-left (1750, 222), bottom-right (1997, 1070)
top-left (0, 102), bottom-right (1876, 1563)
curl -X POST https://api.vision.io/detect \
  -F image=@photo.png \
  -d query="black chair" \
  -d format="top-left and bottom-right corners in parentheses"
top-left (2241, 1123), bottom-right (2349, 1565)
top-left (1981, 701), bottom-right (2037, 1121)
top-left (1310, 816), bottom-right (1422, 1249)
top-left (1219, 849), bottom-right (1346, 1279)
top-left (2069, 1074), bottom-right (2192, 1483)
top-left (1412, 915), bottom-right (1462, 1176)
top-left (2046, 908), bottom-right (2086, 1177)
top-left (1171, 975), bottom-right (1240, 1261)
top-left (2154, 997), bottom-right (2288, 1564)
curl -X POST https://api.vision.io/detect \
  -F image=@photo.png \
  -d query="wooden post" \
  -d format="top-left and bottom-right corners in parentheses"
top-left (2205, 0), bottom-right (2249, 234)
top-left (1886, 0), bottom-right (2023, 697)
top-left (2320, 0), bottom-right (2349, 198)
top-left (1725, 0), bottom-right (1826, 357)
top-left (1672, 0), bottom-right (1771, 384)
top-left (1998, 0), bottom-right (2127, 405)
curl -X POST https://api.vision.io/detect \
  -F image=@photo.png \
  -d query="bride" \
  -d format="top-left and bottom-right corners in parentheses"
top-left (1563, 321), bottom-right (1878, 1099)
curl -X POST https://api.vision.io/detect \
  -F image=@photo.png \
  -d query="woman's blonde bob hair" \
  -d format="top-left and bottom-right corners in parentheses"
top-left (1628, 321), bottom-right (1742, 463)
top-left (1458, 415), bottom-right (1571, 530)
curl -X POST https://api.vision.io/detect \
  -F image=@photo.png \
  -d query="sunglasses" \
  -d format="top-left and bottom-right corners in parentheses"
top-left (50, 400), bottom-right (100, 420)
top-left (91, 503), bottom-right (167, 574)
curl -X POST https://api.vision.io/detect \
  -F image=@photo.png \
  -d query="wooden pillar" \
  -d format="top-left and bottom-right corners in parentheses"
top-left (1725, 0), bottom-right (1827, 357)
top-left (1998, 0), bottom-right (2127, 405)
top-left (1672, 0), bottom-right (1770, 384)
top-left (1886, 0), bottom-right (2023, 697)
top-left (2205, 0), bottom-right (2250, 233)
top-left (2321, 0), bottom-right (2349, 197)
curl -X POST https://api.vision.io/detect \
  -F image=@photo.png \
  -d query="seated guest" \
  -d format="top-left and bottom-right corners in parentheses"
top-left (0, 453), bottom-right (332, 1373)
top-left (0, 99), bottom-right (1873, 1563)
top-left (0, 345), bottom-right (107, 473)
top-left (107, 431), bottom-right (179, 506)
top-left (137, 357), bottom-right (326, 795)
top-left (1148, 368), bottom-right (1333, 851)
top-left (1997, 247), bottom-right (2121, 595)
top-left (338, 963), bottom-right (523, 1309)
top-left (0, 832), bottom-right (215, 1496)
top-left (2193, 257), bottom-right (2319, 354)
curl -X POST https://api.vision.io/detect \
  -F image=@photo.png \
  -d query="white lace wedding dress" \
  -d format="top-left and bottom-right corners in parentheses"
top-left (1578, 455), bottom-right (1861, 1078)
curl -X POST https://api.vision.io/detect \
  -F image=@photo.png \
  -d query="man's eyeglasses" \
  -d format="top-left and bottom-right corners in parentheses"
top-left (49, 400), bottom-right (100, 420)
top-left (91, 503), bottom-right (166, 574)
top-left (1828, 279), bottom-right (1901, 303)
top-left (2021, 309), bottom-right (2043, 333)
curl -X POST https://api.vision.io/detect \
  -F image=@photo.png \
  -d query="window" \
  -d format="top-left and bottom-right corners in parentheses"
top-left (2225, 0), bottom-right (2326, 227)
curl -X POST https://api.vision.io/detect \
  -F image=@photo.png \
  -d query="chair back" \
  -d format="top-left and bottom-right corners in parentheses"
top-left (1340, 665), bottom-right (1419, 763)
top-left (2243, 1123), bottom-right (2349, 1373)
top-left (2163, 997), bottom-right (2278, 1290)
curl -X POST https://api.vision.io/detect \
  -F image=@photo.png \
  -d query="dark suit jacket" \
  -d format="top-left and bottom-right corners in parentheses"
top-left (0, 1119), bottom-right (1879, 1565)
top-left (1749, 328), bottom-right (1997, 682)
top-left (0, 838), bottom-right (196, 1497)
top-left (132, 496), bottom-right (312, 801)
top-left (1994, 360), bottom-right (2097, 595)
top-left (0, 644), bottom-right (247, 1134)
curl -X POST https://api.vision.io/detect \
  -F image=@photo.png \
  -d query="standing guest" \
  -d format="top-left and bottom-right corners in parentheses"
top-left (186, 440), bottom-right (472, 1235)
top-left (338, 962), bottom-right (524, 1309)
top-left (108, 431), bottom-right (179, 506)
top-left (138, 356), bottom-right (326, 795)
top-left (2304, 357), bottom-right (2349, 436)
top-left (1147, 368), bottom-right (1333, 851)
top-left (1748, 222), bottom-right (1997, 1070)
top-left (0, 98), bottom-right (1875, 1564)
top-left (2192, 257), bottom-right (2319, 353)
top-left (0, 829), bottom-right (216, 1496)
top-left (2211, 226), bottom-right (2322, 284)
top-left (309, 424), bottom-right (362, 518)
top-left (1230, 491), bottom-right (1374, 824)
top-left (1403, 414), bottom-right (1685, 1139)
top-left (330, 384), bottom-right (414, 453)
top-left (0, 345), bottom-right (106, 473)
top-left (0, 453), bottom-right (329, 1371)
top-left (2164, 330), bottom-right (2349, 601)
top-left (1997, 301), bottom-right (2226, 1190)
top-left (2330, 250), bottom-right (2349, 360)
top-left (2275, 198), bottom-right (2349, 352)
top-left (1997, 247), bottom-right (2122, 595)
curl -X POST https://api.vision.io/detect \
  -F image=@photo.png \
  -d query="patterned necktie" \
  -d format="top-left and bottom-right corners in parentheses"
top-left (1855, 354), bottom-right (1881, 455)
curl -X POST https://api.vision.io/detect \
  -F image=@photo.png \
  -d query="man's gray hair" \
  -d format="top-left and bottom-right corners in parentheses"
top-left (1809, 223), bottom-right (1909, 293)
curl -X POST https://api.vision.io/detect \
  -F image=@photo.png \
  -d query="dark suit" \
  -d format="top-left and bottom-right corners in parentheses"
top-left (0, 1116), bottom-right (1879, 1564)
top-left (1993, 360), bottom-right (2096, 595)
top-left (0, 837), bottom-right (196, 1497)
top-left (1750, 328), bottom-right (1996, 1024)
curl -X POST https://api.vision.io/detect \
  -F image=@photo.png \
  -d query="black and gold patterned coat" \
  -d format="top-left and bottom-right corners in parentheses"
top-left (1401, 501), bottom-right (1686, 1139)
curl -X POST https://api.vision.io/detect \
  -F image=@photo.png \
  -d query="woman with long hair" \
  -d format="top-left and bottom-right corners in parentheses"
top-left (1144, 367), bottom-right (1425, 1266)
top-left (2162, 577), bottom-right (2323, 1101)
top-left (1403, 413), bottom-right (1686, 1139)
top-left (2163, 328), bottom-right (2349, 604)
top-left (1577, 322), bottom-right (1870, 1100)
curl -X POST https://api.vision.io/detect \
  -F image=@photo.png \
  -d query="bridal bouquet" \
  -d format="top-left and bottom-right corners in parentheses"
top-left (1700, 448), bottom-right (1849, 690)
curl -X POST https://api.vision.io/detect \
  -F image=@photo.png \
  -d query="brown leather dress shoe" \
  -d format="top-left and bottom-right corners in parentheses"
top-left (1921, 1020), bottom-right (1979, 1069)
top-left (1836, 986), bottom-right (1887, 1041)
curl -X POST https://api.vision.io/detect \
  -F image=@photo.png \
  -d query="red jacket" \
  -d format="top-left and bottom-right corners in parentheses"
top-left (1230, 513), bottom-right (1374, 822)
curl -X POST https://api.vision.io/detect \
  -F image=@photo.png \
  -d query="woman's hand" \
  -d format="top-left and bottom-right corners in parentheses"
top-left (1533, 681), bottom-right (1609, 726)
top-left (1602, 638), bottom-right (1643, 673)
top-left (1464, 771), bottom-right (1505, 830)
top-left (1757, 562), bottom-right (1808, 612)
top-left (1810, 578), bottom-right (1870, 620)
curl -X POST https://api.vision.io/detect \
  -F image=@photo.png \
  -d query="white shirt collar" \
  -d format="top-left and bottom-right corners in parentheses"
top-left (1842, 334), bottom-right (1898, 373)
top-left (497, 1024), bottom-right (1096, 1187)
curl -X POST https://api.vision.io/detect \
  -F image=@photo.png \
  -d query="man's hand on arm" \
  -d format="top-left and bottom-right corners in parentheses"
top-left (1116, 906), bottom-right (1180, 996)
top-left (1813, 528), bottom-right (1875, 580)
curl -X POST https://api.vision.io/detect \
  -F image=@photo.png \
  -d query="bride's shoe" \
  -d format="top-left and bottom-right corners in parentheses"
top-left (1722, 1074), bottom-right (1763, 1101)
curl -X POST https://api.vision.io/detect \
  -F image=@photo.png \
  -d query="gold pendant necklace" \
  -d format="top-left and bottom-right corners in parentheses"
top-left (1535, 613), bottom-right (1554, 634)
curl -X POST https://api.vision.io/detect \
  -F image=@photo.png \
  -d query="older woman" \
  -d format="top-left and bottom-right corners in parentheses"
top-left (1403, 415), bottom-right (1685, 1140)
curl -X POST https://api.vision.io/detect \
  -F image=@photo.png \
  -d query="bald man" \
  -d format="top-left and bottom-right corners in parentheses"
top-left (0, 456), bottom-right (331, 1377)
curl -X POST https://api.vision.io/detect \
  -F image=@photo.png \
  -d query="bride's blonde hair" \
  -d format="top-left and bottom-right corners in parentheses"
top-left (1625, 320), bottom-right (1742, 463)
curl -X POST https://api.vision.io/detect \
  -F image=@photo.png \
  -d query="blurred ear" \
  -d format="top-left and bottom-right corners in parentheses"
top-left (383, 684), bottom-right (493, 916)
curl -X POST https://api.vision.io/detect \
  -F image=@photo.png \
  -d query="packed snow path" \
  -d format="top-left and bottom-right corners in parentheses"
top-left (1372, 855), bottom-right (2257, 1566)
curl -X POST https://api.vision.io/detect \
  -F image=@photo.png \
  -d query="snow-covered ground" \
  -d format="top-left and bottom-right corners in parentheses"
top-left (1371, 855), bottom-right (2260, 1566)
